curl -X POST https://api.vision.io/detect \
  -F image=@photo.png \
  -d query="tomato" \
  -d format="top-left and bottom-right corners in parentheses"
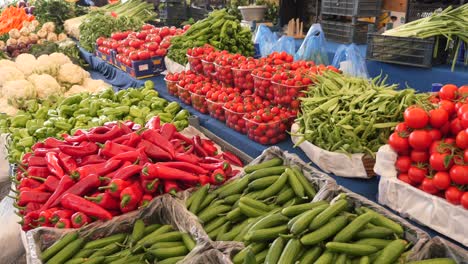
top-left (395, 156), bottom-right (411, 172)
top-left (129, 40), bottom-right (142, 49)
top-left (420, 178), bottom-right (439, 194)
top-left (388, 133), bottom-right (409, 153)
top-left (408, 166), bottom-right (427, 184)
top-left (411, 150), bottom-right (429, 163)
top-left (439, 100), bottom-right (456, 116)
top-left (456, 130), bottom-right (468, 149)
top-left (433, 171), bottom-right (451, 190)
top-left (137, 50), bottom-right (150, 60)
top-left (408, 130), bottom-right (432, 150)
top-left (395, 123), bottom-right (410, 134)
top-left (439, 84), bottom-right (458, 100)
top-left (464, 149), bottom-right (468, 163)
top-left (457, 104), bottom-right (468, 118)
top-left (450, 118), bottom-right (463, 135)
top-left (459, 111), bottom-right (468, 129)
top-left (445, 186), bottom-right (463, 205)
top-left (129, 51), bottom-right (139, 61)
top-left (427, 129), bottom-right (442, 141)
top-left (429, 152), bottom-right (452, 171)
top-left (404, 107), bottom-right (429, 129)
top-left (398, 173), bottom-right (413, 185)
top-left (429, 108), bottom-right (448, 128)
top-left (461, 192), bottom-right (468, 209)
top-left (458, 85), bottom-right (468, 97)
top-left (136, 32), bottom-right (147, 40)
top-left (96, 37), bottom-right (105, 46)
top-left (449, 164), bottom-right (468, 185)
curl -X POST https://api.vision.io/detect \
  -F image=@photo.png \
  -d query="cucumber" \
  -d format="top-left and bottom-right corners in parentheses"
top-left (199, 193), bottom-right (217, 211)
top-left (325, 242), bottom-right (378, 256)
top-left (83, 234), bottom-right (127, 250)
top-left (239, 197), bottom-right (273, 212)
top-left (248, 166), bottom-right (288, 181)
top-left (314, 250), bottom-right (335, 264)
top-left (244, 158), bottom-right (283, 173)
top-left (255, 249), bottom-right (269, 263)
top-left (277, 238), bottom-right (302, 264)
top-left (354, 226), bottom-right (394, 239)
top-left (224, 194), bottom-right (242, 205)
top-left (335, 253), bottom-right (348, 264)
top-left (46, 238), bottom-right (85, 264)
top-left (130, 219), bottom-right (145, 245)
top-left (361, 208), bottom-right (404, 235)
top-left (218, 177), bottom-right (249, 198)
top-left (291, 166), bottom-right (316, 199)
top-left (265, 237), bottom-right (286, 264)
top-left (216, 222), bottom-right (231, 241)
top-left (301, 216), bottom-right (348, 245)
top-left (41, 232), bottom-right (79, 262)
top-left (333, 212), bottom-right (374, 242)
top-left (285, 168), bottom-right (305, 198)
top-left (281, 201), bottom-right (329, 217)
top-left (406, 259), bottom-right (457, 264)
top-left (275, 187), bottom-right (296, 205)
top-left (290, 204), bottom-right (329, 235)
top-left (198, 204), bottom-right (231, 223)
top-left (189, 184), bottom-right (210, 214)
top-left (204, 216), bottom-right (227, 233)
top-left (226, 207), bottom-right (244, 222)
top-left (248, 176), bottom-right (280, 190)
top-left (244, 225), bottom-right (288, 242)
top-left (157, 256), bottom-right (185, 264)
top-left (181, 233), bottom-right (195, 251)
top-left (373, 239), bottom-right (407, 264)
top-left (359, 256), bottom-right (370, 264)
top-left (232, 243), bottom-right (267, 264)
top-left (298, 247), bottom-right (322, 264)
top-left (148, 246), bottom-right (189, 259)
top-left (219, 219), bottom-right (249, 241)
top-left (239, 202), bottom-right (269, 218)
top-left (248, 213), bottom-right (289, 233)
top-left (309, 199), bottom-right (348, 230)
top-left (90, 243), bottom-right (121, 257)
top-left (355, 238), bottom-right (392, 249)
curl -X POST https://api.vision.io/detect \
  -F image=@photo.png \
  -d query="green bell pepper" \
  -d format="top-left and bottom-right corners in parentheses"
top-left (164, 102), bottom-right (181, 115)
top-left (102, 106), bottom-right (130, 117)
top-left (173, 120), bottom-right (189, 131)
top-left (59, 105), bottom-right (78, 117)
top-left (129, 106), bottom-right (144, 119)
top-left (60, 94), bottom-right (83, 106)
top-left (11, 115), bottom-right (29, 127)
top-left (158, 113), bottom-right (173, 123)
top-left (18, 137), bottom-right (34, 148)
top-left (89, 101), bottom-right (100, 117)
top-left (144, 80), bottom-right (154, 89)
top-left (174, 109), bottom-right (189, 121)
top-left (55, 120), bottom-right (73, 132)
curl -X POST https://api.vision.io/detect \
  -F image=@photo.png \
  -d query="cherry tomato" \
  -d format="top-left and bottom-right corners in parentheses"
top-left (410, 150), bottom-right (429, 163)
top-left (395, 156), bottom-right (411, 172)
top-left (433, 171), bottom-right (451, 190)
top-left (450, 118), bottom-right (463, 135)
top-left (461, 192), bottom-right (468, 209)
top-left (420, 178), bottom-right (439, 194)
top-left (429, 152), bottom-right (452, 171)
top-left (408, 166), bottom-right (427, 184)
top-left (456, 130), bottom-right (468, 149)
top-left (429, 108), bottom-right (448, 128)
top-left (395, 123), bottom-right (410, 134)
top-left (439, 84), bottom-right (458, 100)
top-left (458, 85), bottom-right (468, 97)
top-left (398, 173), bottom-right (413, 185)
top-left (404, 107), bottom-right (429, 129)
top-left (445, 186), bottom-right (463, 205)
top-left (408, 130), bottom-right (432, 151)
top-left (427, 129), bottom-right (442, 141)
top-left (449, 164), bottom-right (468, 185)
top-left (439, 100), bottom-right (456, 116)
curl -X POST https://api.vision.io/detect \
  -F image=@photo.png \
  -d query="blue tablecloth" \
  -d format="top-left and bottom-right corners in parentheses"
top-left (81, 46), bottom-right (467, 247)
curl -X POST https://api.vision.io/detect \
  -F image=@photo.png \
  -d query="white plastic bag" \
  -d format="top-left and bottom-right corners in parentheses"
top-left (332, 44), bottom-right (369, 78)
top-left (164, 56), bottom-right (189, 73)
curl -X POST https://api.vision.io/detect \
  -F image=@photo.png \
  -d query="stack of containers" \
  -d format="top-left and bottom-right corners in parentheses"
top-left (158, 0), bottom-right (188, 27)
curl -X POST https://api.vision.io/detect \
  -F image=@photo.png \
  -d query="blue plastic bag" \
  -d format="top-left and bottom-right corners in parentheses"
top-left (270, 36), bottom-right (296, 56)
top-left (295, 24), bottom-right (329, 65)
top-left (332, 44), bottom-right (369, 78)
top-left (253, 25), bottom-right (278, 57)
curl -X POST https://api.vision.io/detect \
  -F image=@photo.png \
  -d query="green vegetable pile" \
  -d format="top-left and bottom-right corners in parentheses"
top-left (79, 0), bottom-right (157, 52)
top-left (0, 81), bottom-right (190, 163)
top-left (28, 40), bottom-right (87, 67)
top-left (168, 9), bottom-right (255, 65)
top-left (295, 71), bottom-right (429, 156)
top-left (34, 0), bottom-right (88, 33)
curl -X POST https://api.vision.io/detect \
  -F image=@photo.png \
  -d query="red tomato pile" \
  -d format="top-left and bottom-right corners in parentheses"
top-left (389, 84), bottom-right (468, 209)
top-left (252, 65), bottom-right (276, 100)
top-left (96, 24), bottom-right (189, 67)
top-left (232, 57), bottom-right (259, 91)
top-left (206, 87), bottom-right (243, 121)
top-left (202, 51), bottom-right (226, 77)
top-left (244, 107), bottom-right (297, 144)
top-left (164, 72), bottom-right (185, 96)
top-left (186, 44), bottom-right (216, 74)
top-left (224, 96), bottom-right (271, 133)
top-left (214, 53), bottom-right (244, 86)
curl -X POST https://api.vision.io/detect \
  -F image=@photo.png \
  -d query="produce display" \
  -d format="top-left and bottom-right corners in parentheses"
top-left (13, 116), bottom-right (241, 230)
top-left (389, 84), bottom-right (468, 209)
top-left (0, 82), bottom-right (189, 163)
top-left (167, 9), bottom-right (255, 65)
top-left (39, 220), bottom-right (196, 263)
top-left (0, 6), bottom-right (35, 36)
top-left (33, 0), bottom-right (88, 33)
top-left (295, 71), bottom-right (428, 156)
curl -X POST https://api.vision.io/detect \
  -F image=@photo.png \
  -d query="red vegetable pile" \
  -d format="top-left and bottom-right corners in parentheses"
top-left (388, 84), bottom-right (468, 209)
top-left (12, 116), bottom-right (242, 231)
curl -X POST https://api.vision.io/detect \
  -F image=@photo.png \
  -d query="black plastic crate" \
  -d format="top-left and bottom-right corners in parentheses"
top-left (189, 6), bottom-right (209, 20)
top-left (321, 20), bottom-right (370, 44)
top-left (159, 4), bottom-right (188, 20)
top-left (406, 0), bottom-right (465, 22)
top-left (321, 0), bottom-right (382, 17)
top-left (366, 33), bottom-right (448, 68)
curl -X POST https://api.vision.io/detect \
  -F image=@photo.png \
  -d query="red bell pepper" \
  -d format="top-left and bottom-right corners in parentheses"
top-left (138, 140), bottom-right (172, 161)
top-left (78, 154), bottom-right (106, 166)
top-left (37, 208), bottom-right (58, 226)
top-left (210, 169), bottom-right (225, 184)
top-left (85, 193), bottom-right (120, 210)
top-left (18, 178), bottom-right (42, 190)
top-left (50, 209), bottom-right (74, 224)
top-left (50, 174), bottom-right (107, 208)
top-left (157, 161), bottom-right (208, 174)
top-left (46, 152), bottom-right (65, 178)
top-left (141, 129), bottom-right (175, 158)
top-left (201, 139), bottom-right (218, 156)
top-left (101, 141), bottom-right (135, 157)
top-left (59, 142), bottom-right (99, 157)
top-left (62, 193), bottom-right (113, 220)
top-left (120, 182), bottom-right (143, 213)
top-left (160, 123), bottom-right (176, 140)
top-left (26, 166), bottom-right (50, 178)
top-left (222, 152), bottom-right (243, 167)
top-left (139, 194), bottom-right (153, 208)
top-left (87, 125), bottom-right (124, 143)
top-left (55, 218), bottom-right (71, 229)
top-left (27, 156), bottom-right (47, 167)
top-left (141, 179), bottom-right (159, 194)
top-left (44, 137), bottom-right (67, 148)
top-left (71, 212), bottom-right (91, 228)
top-left (34, 148), bottom-right (60, 157)
top-left (74, 159), bottom-right (122, 179)
top-left (40, 175), bottom-right (75, 210)
top-left (99, 179), bottom-right (132, 198)
top-left (163, 181), bottom-right (180, 195)
top-left (58, 152), bottom-right (77, 174)
top-left (113, 164), bottom-right (143, 180)
top-left (198, 175), bottom-right (210, 186)
top-left (142, 164), bottom-right (199, 182)
top-left (145, 116), bottom-right (161, 130)
top-left (110, 148), bottom-right (141, 163)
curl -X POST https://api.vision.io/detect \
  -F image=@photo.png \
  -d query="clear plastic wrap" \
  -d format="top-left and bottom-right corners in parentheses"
top-left (295, 23), bottom-right (329, 65)
top-left (270, 36), bottom-right (296, 56)
top-left (407, 236), bottom-right (468, 263)
top-left (253, 25), bottom-right (278, 58)
top-left (332, 44), bottom-right (369, 78)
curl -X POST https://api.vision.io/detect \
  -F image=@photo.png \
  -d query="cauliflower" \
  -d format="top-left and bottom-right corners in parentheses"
top-left (82, 78), bottom-right (110, 93)
top-left (9, 29), bottom-right (20, 39)
top-left (0, 66), bottom-right (25, 90)
top-left (48, 53), bottom-right (72, 66)
top-left (28, 74), bottom-right (64, 99)
top-left (35, 55), bottom-right (59, 75)
top-left (57, 63), bottom-right (86, 85)
top-left (58, 33), bottom-right (68, 41)
top-left (65, 85), bottom-right (85, 96)
top-left (2, 80), bottom-right (37, 108)
top-left (15, 53), bottom-right (37, 76)
top-left (37, 29), bottom-right (47, 39)
top-left (0, 59), bottom-right (17, 68)
top-left (47, 32), bottom-right (58, 42)
top-left (42, 22), bottom-right (56, 33)
top-left (0, 97), bottom-right (18, 116)
top-left (19, 26), bottom-right (30, 36)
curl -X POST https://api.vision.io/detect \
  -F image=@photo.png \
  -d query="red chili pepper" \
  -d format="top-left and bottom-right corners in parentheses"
top-left (22, 153), bottom-right (33, 165)
top-left (45, 152), bottom-right (65, 178)
top-left (44, 137), bottom-right (67, 148)
top-left (145, 116), bottom-right (161, 130)
top-left (23, 211), bottom-right (40, 230)
top-left (112, 134), bottom-right (130, 144)
top-left (160, 123), bottom-right (176, 140)
top-left (138, 140), bottom-right (172, 161)
top-left (163, 181), bottom-right (180, 195)
top-left (199, 161), bottom-right (230, 171)
top-left (50, 209), bottom-right (74, 224)
top-left (37, 208), bottom-right (58, 225)
top-left (55, 218), bottom-right (71, 229)
top-left (89, 125), bottom-right (111, 134)
top-left (141, 178), bottom-right (159, 194)
top-left (193, 136), bottom-right (208, 157)
top-left (172, 132), bottom-right (193, 145)
top-left (113, 164), bottom-right (143, 180)
top-left (18, 185), bottom-right (47, 192)
top-left (120, 182), bottom-right (143, 213)
top-left (59, 142), bottom-right (99, 157)
top-left (87, 125), bottom-right (124, 143)
top-left (26, 166), bottom-right (51, 178)
top-left (28, 156), bottom-right (48, 167)
top-left (124, 121), bottom-right (135, 129)
top-left (119, 122), bottom-right (133, 135)
top-left (16, 190), bottom-right (51, 206)
top-left (62, 130), bottom-right (87, 143)
top-left (78, 154), bottom-right (106, 166)
top-left (50, 174), bottom-right (107, 208)
top-left (20, 202), bottom-right (42, 215)
top-left (31, 176), bottom-right (59, 192)
top-left (141, 129), bottom-right (175, 158)
top-left (34, 148), bottom-right (60, 157)
top-left (58, 152), bottom-right (77, 174)
top-left (99, 179), bottom-right (132, 198)
top-left (75, 159), bottom-right (122, 179)
top-left (110, 148), bottom-right (141, 163)
top-left (202, 156), bottom-right (224, 163)
top-left (174, 153), bottom-right (200, 164)
top-left (40, 176), bottom-right (75, 210)
top-left (229, 169), bottom-right (241, 178)
top-left (18, 178), bottom-right (42, 190)
top-left (71, 212), bottom-right (91, 228)
top-left (138, 148), bottom-right (150, 166)
top-left (157, 161), bottom-right (208, 174)
top-left (210, 169), bottom-right (226, 184)
top-left (31, 142), bottom-right (45, 151)
top-left (62, 193), bottom-right (113, 220)
top-left (222, 152), bottom-right (243, 167)
top-left (139, 194), bottom-right (153, 208)
top-left (198, 175), bottom-right (210, 186)
top-left (201, 140), bottom-right (218, 156)
top-left (125, 132), bottom-right (142, 147)
top-left (85, 192), bottom-right (120, 210)
top-left (142, 164), bottom-right (199, 182)
top-left (101, 141), bottom-right (135, 157)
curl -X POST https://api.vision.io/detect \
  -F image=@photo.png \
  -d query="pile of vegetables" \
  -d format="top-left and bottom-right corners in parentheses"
top-left (383, 4), bottom-right (468, 71)
top-left (295, 71), bottom-right (429, 156)
top-left (0, 53), bottom-right (110, 115)
top-left (28, 39), bottom-right (87, 67)
top-left (0, 81), bottom-right (189, 163)
top-left (168, 9), bottom-right (255, 65)
top-left (34, 0), bottom-right (88, 33)
top-left (13, 116), bottom-right (239, 231)
top-left (0, 6), bottom-right (35, 36)
top-left (39, 221), bottom-right (196, 263)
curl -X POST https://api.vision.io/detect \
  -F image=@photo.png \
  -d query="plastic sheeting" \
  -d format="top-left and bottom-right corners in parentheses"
top-left (253, 25), bottom-right (278, 58)
top-left (332, 44), bottom-right (369, 78)
top-left (294, 23), bottom-right (329, 65)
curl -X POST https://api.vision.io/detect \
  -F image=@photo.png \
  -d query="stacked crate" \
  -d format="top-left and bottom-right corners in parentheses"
top-left (159, 0), bottom-right (188, 26)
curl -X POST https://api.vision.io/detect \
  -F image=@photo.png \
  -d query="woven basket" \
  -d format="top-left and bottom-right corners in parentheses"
top-left (362, 154), bottom-right (376, 177)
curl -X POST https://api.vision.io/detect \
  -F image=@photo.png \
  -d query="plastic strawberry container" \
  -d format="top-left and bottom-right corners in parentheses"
top-left (202, 59), bottom-right (216, 78)
top-left (244, 116), bottom-right (294, 145)
top-left (206, 98), bottom-right (226, 122)
top-left (187, 54), bottom-right (203, 74)
top-left (223, 107), bottom-right (249, 134)
top-left (176, 84), bottom-right (191, 105)
top-left (164, 77), bottom-right (179, 97)
top-left (253, 74), bottom-right (273, 100)
top-left (190, 91), bottom-right (208, 114)
top-left (271, 81), bottom-right (308, 109)
top-left (232, 68), bottom-right (254, 91)
top-left (214, 63), bottom-right (234, 86)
